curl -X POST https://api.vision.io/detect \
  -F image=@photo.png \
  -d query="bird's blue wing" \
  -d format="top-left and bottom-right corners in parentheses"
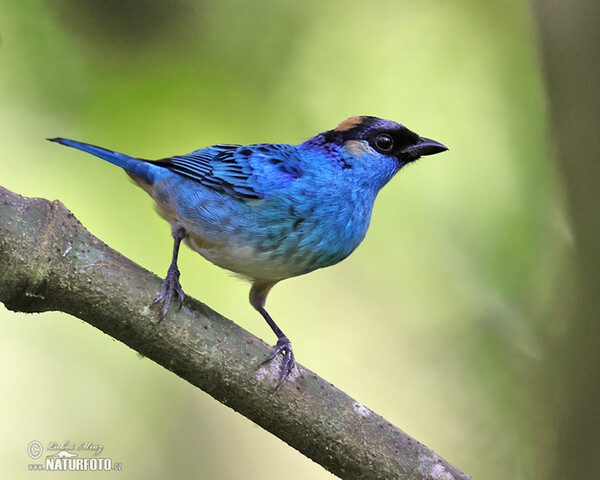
top-left (152, 143), bottom-right (303, 200)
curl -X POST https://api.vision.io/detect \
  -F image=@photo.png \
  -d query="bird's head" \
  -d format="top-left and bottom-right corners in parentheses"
top-left (302, 116), bottom-right (448, 189)
top-left (328, 115), bottom-right (447, 164)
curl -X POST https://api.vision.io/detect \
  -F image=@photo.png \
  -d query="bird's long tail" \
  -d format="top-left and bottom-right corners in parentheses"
top-left (48, 138), bottom-right (162, 185)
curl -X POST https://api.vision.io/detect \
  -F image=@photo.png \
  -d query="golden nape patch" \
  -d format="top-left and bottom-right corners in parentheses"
top-left (334, 116), bottom-right (365, 131)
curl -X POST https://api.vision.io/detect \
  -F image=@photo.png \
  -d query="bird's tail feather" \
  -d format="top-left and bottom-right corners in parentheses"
top-left (48, 137), bottom-right (161, 185)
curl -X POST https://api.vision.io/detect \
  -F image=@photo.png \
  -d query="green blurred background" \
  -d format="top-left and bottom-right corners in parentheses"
top-left (2, 1), bottom-right (596, 479)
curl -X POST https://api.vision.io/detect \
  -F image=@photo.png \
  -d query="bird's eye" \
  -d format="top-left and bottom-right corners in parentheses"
top-left (373, 133), bottom-right (394, 153)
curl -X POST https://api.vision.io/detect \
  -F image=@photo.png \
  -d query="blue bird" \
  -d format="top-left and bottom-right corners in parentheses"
top-left (49, 116), bottom-right (447, 385)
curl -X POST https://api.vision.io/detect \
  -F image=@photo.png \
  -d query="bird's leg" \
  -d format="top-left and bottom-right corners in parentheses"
top-left (153, 223), bottom-right (187, 320)
top-left (250, 282), bottom-right (295, 387)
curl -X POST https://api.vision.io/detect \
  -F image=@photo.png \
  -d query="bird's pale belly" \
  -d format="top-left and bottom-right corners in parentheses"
top-left (184, 231), bottom-right (319, 281)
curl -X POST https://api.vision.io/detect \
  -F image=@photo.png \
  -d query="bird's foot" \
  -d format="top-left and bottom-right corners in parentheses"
top-left (152, 265), bottom-right (185, 320)
top-left (262, 336), bottom-right (295, 387)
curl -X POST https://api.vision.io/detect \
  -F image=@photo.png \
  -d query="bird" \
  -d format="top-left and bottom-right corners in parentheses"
top-left (49, 116), bottom-right (448, 386)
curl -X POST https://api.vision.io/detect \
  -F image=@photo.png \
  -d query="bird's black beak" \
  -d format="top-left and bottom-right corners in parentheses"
top-left (414, 137), bottom-right (448, 156)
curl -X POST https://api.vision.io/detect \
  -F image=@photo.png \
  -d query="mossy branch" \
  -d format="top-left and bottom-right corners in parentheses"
top-left (0, 185), bottom-right (470, 480)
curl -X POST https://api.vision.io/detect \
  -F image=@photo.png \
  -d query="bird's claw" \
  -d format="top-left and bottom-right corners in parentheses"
top-left (152, 265), bottom-right (185, 320)
top-left (262, 336), bottom-right (295, 387)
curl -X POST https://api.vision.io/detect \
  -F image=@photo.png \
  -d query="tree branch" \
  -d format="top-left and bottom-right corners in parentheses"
top-left (0, 185), bottom-right (471, 480)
